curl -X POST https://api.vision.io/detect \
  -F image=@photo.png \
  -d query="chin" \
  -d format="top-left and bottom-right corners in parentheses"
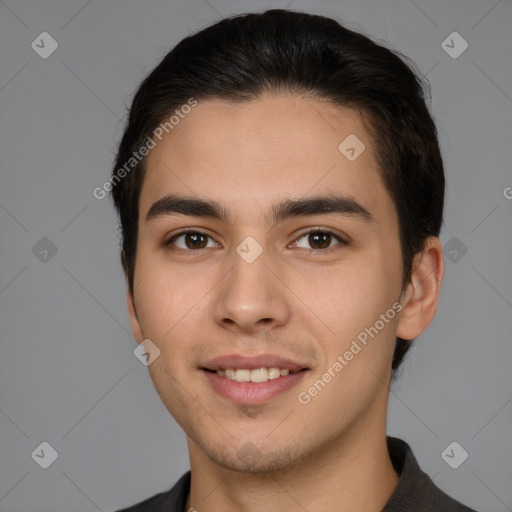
top-left (201, 438), bottom-right (307, 475)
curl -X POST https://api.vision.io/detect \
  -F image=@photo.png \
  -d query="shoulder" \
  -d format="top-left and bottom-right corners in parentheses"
top-left (116, 471), bottom-right (191, 512)
top-left (384, 436), bottom-right (478, 512)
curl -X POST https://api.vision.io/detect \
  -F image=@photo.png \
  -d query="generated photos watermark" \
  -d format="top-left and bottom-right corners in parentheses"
top-left (93, 97), bottom-right (198, 200)
top-left (298, 302), bottom-right (403, 405)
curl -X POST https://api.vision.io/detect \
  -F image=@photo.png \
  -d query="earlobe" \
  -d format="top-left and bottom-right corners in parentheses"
top-left (127, 287), bottom-right (144, 344)
top-left (396, 237), bottom-right (445, 340)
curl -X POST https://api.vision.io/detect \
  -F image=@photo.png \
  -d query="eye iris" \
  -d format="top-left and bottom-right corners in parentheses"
top-left (309, 232), bottom-right (331, 249)
top-left (185, 233), bottom-right (208, 249)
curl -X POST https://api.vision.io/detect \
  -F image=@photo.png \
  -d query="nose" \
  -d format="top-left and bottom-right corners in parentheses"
top-left (212, 245), bottom-right (291, 335)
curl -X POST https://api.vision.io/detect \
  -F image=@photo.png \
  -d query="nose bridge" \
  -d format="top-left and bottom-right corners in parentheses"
top-left (212, 240), bottom-right (290, 332)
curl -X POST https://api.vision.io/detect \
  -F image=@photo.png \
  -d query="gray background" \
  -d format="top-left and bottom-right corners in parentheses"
top-left (0, 0), bottom-right (511, 511)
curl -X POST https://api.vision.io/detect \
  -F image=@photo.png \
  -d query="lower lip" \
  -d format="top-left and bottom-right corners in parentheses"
top-left (202, 369), bottom-right (309, 405)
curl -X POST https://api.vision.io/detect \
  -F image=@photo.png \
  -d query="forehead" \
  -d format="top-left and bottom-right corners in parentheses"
top-left (140, 93), bottom-right (395, 225)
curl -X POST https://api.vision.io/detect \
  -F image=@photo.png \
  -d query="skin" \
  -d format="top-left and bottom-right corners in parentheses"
top-left (126, 93), bottom-right (444, 512)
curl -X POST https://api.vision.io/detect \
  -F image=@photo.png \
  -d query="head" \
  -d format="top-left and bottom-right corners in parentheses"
top-left (110, 9), bottom-right (444, 472)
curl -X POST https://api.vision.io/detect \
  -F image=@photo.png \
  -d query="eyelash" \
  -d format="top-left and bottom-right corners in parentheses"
top-left (164, 228), bottom-right (348, 254)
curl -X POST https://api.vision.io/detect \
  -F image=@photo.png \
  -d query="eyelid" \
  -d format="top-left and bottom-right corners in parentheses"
top-left (290, 227), bottom-right (350, 251)
top-left (293, 226), bottom-right (350, 244)
top-left (165, 229), bottom-right (220, 249)
top-left (165, 227), bottom-right (350, 252)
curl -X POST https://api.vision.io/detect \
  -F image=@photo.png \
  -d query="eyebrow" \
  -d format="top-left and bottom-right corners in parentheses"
top-left (145, 194), bottom-right (373, 225)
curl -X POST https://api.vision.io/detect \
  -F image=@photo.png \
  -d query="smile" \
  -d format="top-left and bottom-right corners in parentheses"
top-left (212, 367), bottom-right (295, 383)
top-left (202, 368), bottom-right (309, 405)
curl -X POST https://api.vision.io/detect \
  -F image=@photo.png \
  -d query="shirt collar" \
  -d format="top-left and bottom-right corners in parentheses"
top-left (155, 436), bottom-right (472, 512)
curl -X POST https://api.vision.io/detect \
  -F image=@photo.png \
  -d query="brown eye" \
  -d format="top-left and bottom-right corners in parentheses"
top-left (308, 232), bottom-right (332, 249)
top-left (295, 230), bottom-right (344, 250)
top-left (184, 233), bottom-right (208, 249)
top-left (168, 231), bottom-right (217, 250)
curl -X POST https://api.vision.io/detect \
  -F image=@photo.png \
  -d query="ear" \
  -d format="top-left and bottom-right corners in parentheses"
top-left (127, 286), bottom-right (144, 344)
top-left (396, 236), bottom-right (445, 340)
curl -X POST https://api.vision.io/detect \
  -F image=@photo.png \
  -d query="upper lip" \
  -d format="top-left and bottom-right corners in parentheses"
top-left (201, 354), bottom-right (310, 372)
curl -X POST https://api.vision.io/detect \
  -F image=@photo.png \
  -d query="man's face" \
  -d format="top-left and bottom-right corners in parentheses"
top-left (128, 93), bottom-right (405, 472)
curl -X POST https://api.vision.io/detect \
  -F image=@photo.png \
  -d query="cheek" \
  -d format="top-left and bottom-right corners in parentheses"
top-left (133, 259), bottom-right (204, 413)
top-left (133, 247), bottom-right (209, 339)
top-left (300, 247), bottom-right (402, 361)
top-left (312, 250), bottom-right (401, 316)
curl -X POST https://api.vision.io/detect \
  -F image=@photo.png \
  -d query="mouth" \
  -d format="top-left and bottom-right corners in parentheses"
top-left (200, 353), bottom-right (311, 405)
top-left (202, 366), bottom-right (307, 383)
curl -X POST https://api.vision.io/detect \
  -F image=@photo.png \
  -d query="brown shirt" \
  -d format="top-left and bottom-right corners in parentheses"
top-left (117, 436), bottom-right (478, 511)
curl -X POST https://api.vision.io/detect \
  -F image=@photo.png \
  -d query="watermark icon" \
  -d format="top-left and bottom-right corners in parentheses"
top-left (93, 98), bottom-right (198, 200)
top-left (338, 134), bottom-right (365, 161)
top-left (504, 186), bottom-right (512, 200)
top-left (298, 302), bottom-right (403, 405)
top-left (134, 339), bottom-right (161, 366)
top-left (441, 32), bottom-right (468, 59)
top-left (31, 32), bottom-right (58, 59)
top-left (237, 442), bottom-right (263, 465)
top-left (441, 441), bottom-right (469, 469)
top-left (236, 236), bottom-right (263, 263)
top-left (443, 236), bottom-right (468, 264)
top-left (32, 237), bottom-right (58, 263)
top-left (31, 441), bottom-right (58, 469)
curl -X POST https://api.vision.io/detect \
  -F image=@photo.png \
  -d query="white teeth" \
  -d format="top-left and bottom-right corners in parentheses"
top-left (268, 368), bottom-right (281, 379)
top-left (216, 367), bottom-right (294, 382)
top-left (224, 369), bottom-right (236, 380)
top-left (250, 367), bottom-right (268, 382)
top-left (236, 369), bottom-right (251, 382)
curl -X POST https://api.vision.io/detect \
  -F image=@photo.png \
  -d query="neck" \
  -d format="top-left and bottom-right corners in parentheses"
top-left (185, 411), bottom-right (399, 512)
